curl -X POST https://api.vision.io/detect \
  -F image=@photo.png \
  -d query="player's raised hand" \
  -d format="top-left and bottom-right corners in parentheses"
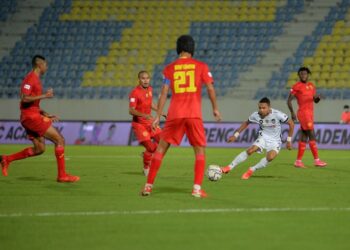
top-left (213, 109), bottom-right (222, 122)
top-left (286, 141), bottom-right (292, 150)
top-left (45, 88), bottom-right (54, 98)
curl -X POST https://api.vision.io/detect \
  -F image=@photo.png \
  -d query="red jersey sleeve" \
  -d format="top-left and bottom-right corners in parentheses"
top-left (21, 76), bottom-right (35, 95)
top-left (201, 63), bottom-right (213, 84)
top-left (290, 83), bottom-right (298, 96)
top-left (129, 90), bottom-right (138, 109)
top-left (162, 67), bottom-right (171, 86)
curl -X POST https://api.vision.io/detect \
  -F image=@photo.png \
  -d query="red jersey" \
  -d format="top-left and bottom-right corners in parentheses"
top-left (129, 85), bottom-right (153, 125)
top-left (341, 111), bottom-right (350, 124)
top-left (290, 81), bottom-right (316, 113)
top-left (20, 71), bottom-right (42, 114)
top-left (162, 57), bottom-right (213, 121)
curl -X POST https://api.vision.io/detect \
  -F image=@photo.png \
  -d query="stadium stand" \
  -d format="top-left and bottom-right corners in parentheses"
top-left (0, 0), bottom-right (348, 100)
top-left (0, 0), bottom-right (17, 22)
top-left (262, 0), bottom-right (350, 100)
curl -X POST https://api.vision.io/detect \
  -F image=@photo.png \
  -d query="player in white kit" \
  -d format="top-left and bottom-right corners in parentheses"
top-left (221, 97), bottom-right (295, 179)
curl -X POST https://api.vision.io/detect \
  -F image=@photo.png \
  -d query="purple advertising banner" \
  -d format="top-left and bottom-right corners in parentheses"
top-left (0, 121), bottom-right (131, 145)
top-left (0, 121), bottom-right (349, 149)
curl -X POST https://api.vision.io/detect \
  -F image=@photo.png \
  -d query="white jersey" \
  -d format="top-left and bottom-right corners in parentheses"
top-left (248, 108), bottom-right (289, 142)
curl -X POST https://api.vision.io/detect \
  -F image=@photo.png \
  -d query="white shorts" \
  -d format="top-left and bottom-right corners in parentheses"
top-left (253, 136), bottom-right (281, 154)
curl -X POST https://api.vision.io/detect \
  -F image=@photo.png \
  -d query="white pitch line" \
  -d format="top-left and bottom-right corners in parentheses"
top-left (1, 207), bottom-right (350, 218)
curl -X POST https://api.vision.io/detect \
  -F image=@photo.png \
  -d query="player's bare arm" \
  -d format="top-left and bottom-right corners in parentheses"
top-left (151, 102), bottom-right (167, 118)
top-left (40, 110), bottom-right (59, 122)
top-left (287, 93), bottom-right (297, 121)
top-left (227, 120), bottom-right (250, 143)
top-left (206, 83), bottom-right (222, 121)
top-left (286, 119), bottom-right (294, 150)
top-left (21, 88), bottom-right (53, 103)
top-left (152, 84), bottom-right (169, 129)
top-left (129, 107), bottom-right (152, 120)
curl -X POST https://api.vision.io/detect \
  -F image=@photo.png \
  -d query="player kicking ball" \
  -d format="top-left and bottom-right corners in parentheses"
top-left (221, 97), bottom-right (294, 179)
top-left (0, 55), bottom-right (79, 182)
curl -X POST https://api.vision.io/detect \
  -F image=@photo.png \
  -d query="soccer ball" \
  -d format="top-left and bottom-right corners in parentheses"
top-left (207, 165), bottom-right (222, 181)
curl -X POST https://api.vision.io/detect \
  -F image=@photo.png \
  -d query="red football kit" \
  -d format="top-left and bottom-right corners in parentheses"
top-left (290, 81), bottom-right (316, 130)
top-left (20, 71), bottom-right (51, 139)
top-left (161, 57), bottom-right (213, 146)
top-left (341, 111), bottom-right (350, 124)
top-left (129, 85), bottom-right (161, 142)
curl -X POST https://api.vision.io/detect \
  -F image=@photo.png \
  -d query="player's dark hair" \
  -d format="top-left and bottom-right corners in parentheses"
top-left (176, 35), bottom-right (195, 56)
top-left (298, 66), bottom-right (311, 75)
top-left (259, 97), bottom-right (271, 106)
top-left (138, 70), bottom-right (149, 79)
top-left (32, 55), bottom-right (46, 67)
top-left (344, 105), bottom-right (349, 109)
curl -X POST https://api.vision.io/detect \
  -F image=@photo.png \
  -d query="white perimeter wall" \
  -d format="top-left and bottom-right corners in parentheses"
top-left (0, 98), bottom-right (348, 122)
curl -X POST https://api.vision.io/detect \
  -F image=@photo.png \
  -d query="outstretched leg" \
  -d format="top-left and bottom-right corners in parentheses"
top-left (1, 137), bottom-right (45, 176)
top-left (221, 145), bottom-right (259, 174)
top-left (242, 150), bottom-right (278, 180)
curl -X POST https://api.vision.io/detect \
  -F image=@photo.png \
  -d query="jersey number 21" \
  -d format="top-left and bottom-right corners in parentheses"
top-left (174, 70), bottom-right (196, 94)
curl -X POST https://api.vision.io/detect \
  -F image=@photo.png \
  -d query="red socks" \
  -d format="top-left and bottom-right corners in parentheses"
top-left (309, 140), bottom-right (319, 159)
top-left (55, 146), bottom-right (66, 177)
top-left (141, 140), bottom-right (158, 153)
top-left (143, 151), bottom-right (153, 168)
top-left (6, 147), bottom-right (34, 163)
top-left (194, 154), bottom-right (205, 186)
top-left (297, 141), bottom-right (306, 160)
top-left (146, 152), bottom-right (164, 185)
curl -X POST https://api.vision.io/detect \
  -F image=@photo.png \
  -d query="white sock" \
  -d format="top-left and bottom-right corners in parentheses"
top-left (251, 157), bottom-right (269, 172)
top-left (193, 184), bottom-right (201, 191)
top-left (229, 151), bottom-right (248, 170)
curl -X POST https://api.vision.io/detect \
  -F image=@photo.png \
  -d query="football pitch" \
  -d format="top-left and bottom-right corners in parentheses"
top-left (0, 144), bottom-right (349, 250)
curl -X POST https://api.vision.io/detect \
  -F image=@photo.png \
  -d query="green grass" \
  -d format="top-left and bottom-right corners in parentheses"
top-left (0, 145), bottom-right (349, 250)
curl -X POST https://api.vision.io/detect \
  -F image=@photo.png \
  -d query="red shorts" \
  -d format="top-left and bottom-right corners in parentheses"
top-left (20, 113), bottom-right (52, 140)
top-left (161, 118), bottom-right (206, 146)
top-left (297, 111), bottom-right (314, 130)
top-left (132, 122), bottom-right (161, 142)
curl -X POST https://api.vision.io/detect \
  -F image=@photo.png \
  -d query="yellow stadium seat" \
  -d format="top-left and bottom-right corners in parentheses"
top-left (311, 64), bottom-right (321, 72)
top-left (319, 72), bottom-right (330, 80)
top-left (317, 80), bottom-right (327, 88)
top-left (332, 64), bottom-right (342, 72)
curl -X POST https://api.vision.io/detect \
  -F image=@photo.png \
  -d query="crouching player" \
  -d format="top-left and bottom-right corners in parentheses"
top-left (129, 71), bottom-right (164, 176)
top-left (0, 55), bottom-right (79, 182)
top-left (221, 97), bottom-right (294, 179)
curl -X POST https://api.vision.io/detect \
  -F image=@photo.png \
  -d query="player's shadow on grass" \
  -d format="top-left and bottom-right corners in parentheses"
top-left (17, 176), bottom-right (46, 182)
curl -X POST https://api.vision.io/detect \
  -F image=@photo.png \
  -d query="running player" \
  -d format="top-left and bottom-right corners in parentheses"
top-left (129, 71), bottom-right (163, 176)
top-left (0, 55), bottom-right (79, 182)
top-left (141, 35), bottom-right (222, 198)
top-left (221, 97), bottom-right (294, 179)
top-left (287, 67), bottom-right (327, 168)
